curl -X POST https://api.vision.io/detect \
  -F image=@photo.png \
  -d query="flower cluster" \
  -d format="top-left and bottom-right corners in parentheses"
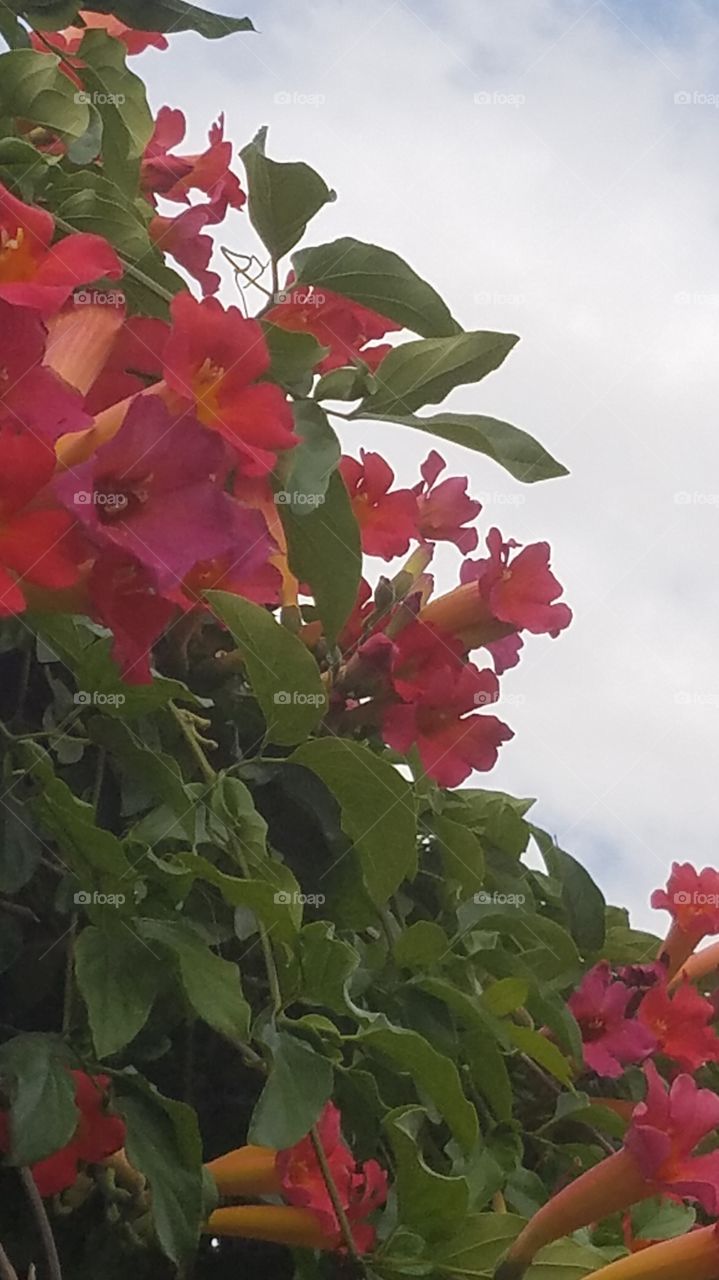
top-left (204, 1102), bottom-right (388, 1253)
top-left (494, 864), bottom-right (719, 1280)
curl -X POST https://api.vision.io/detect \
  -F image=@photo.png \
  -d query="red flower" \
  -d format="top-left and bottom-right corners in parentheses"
top-left (162, 293), bottom-right (296, 469)
top-left (382, 659), bottom-right (513, 787)
top-left (388, 620), bottom-right (465, 701)
top-left (88, 551), bottom-right (176, 685)
top-left (150, 206), bottom-right (220, 297)
top-left (413, 450), bottom-right (481, 552)
top-left (266, 276), bottom-right (400, 373)
top-left (652, 863), bottom-right (719, 977)
top-left (625, 1062), bottom-right (719, 1212)
top-left (0, 183), bottom-right (122, 317)
top-left (31, 13), bottom-right (168, 57)
top-left (83, 315), bottom-right (168, 416)
top-left (568, 962), bottom-right (657, 1078)
top-left (460, 526), bottom-right (572, 636)
top-left (0, 1070), bottom-right (125, 1197)
top-left (142, 108), bottom-right (245, 215)
top-left (638, 979), bottom-right (719, 1072)
top-left (0, 427), bottom-right (78, 615)
top-left (277, 1102), bottom-right (387, 1252)
top-left (0, 300), bottom-right (90, 441)
top-left (340, 452), bottom-right (419, 560)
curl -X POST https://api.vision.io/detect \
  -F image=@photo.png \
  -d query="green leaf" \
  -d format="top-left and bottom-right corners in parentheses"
top-left (315, 364), bottom-right (376, 401)
top-left (280, 470), bottom-right (361, 644)
top-left (298, 921), bottom-right (359, 1012)
top-left (507, 1024), bottom-right (573, 1085)
top-left (137, 919), bottom-right (250, 1042)
top-left (430, 1212), bottom-right (608, 1278)
top-left (207, 774), bottom-right (269, 865)
top-left (52, 172), bottom-right (149, 257)
top-left (206, 591), bottom-right (327, 745)
top-left (0, 49), bottom-right (89, 140)
top-left (77, 30), bottom-right (153, 186)
top-left (241, 127), bottom-right (335, 260)
top-left (0, 11), bottom-right (30, 47)
top-left (276, 401), bottom-right (341, 513)
top-left (602, 925), bottom-right (660, 965)
top-left (249, 1027), bottom-right (333, 1148)
top-left (289, 738), bottom-right (417, 905)
top-left (0, 791), bottom-right (43, 892)
top-left (355, 411), bottom-right (567, 483)
top-left (263, 324), bottom-right (327, 392)
top-left (385, 1106), bottom-right (469, 1242)
top-left (72, 0), bottom-right (255, 38)
top-left (631, 1196), bottom-right (696, 1242)
top-left (21, 747), bottom-right (132, 880)
top-left (89, 717), bottom-right (195, 842)
top-left (481, 977), bottom-right (529, 1017)
top-left (0, 137), bottom-right (52, 199)
top-left (0, 918), bottom-right (22, 975)
top-left (75, 926), bottom-right (165, 1058)
top-left (294, 237), bottom-right (461, 337)
top-left (531, 827), bottom-right (606, 954)
top-left (116, 1077), bottom-right (203, 1265)
top-left (359, 331), bottom-right (518, 416)
top-left (359, 1024), bottom-right (478, 1153)
top-left (0, 1035), bottom-right (77, 1165)
top-left (431, 815), bottom-right (485, 896)
top-left (394, 921), bottom-right (450, 971)
top-left (417, 978), bottom-right (513, 1122)
top-left (175, 852), bottom-right (302, 946)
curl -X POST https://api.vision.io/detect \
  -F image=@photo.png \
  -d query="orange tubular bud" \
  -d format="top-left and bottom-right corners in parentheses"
top-left (204, 1145), bottom-right (280, 1198)
top-left (204, 1204), bottom-right (332, 1251)
top-left (418, 582), bottom-right (513, 650)
top-left (579, 1225), bottom-right (719, 1280)
top-left (494, 1149), bottom-right (653, 1280)
top-left (45, 304), bottom-right (125, 396)
top-left (670, 939), bottom-right (719, 989)
top-left (658, 919), bottom-right (701, 980)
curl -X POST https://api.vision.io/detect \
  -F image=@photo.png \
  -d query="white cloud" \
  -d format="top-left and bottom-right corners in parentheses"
top-left (142, 0), bottom-right (719, 933)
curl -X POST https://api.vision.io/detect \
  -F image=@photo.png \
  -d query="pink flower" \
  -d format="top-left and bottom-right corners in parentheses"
top-left (55, 397), bottom-right (272, 589)
top-left (142, 109), bottom-right (245, 215)
top-left (413, 450), bottom-right (481, 552)
top-left (625, 1062), bottom-right (719, 1213)
top-left (88, 551), bottom-right (177, 685)
top-left (652, 863), bottom-right (719, 976)
top-left (150, 205), bottom-right (221, 297)
top-left (266, 276), bottom-right (400, 373)
top-left (638, 979), bottom-right (719, 1072)
top-left (0, 300), bottom-right (90, 441)
top-left (340, 452), bottom-right (419, 560)
top-left (382, 660), bottom-right (513, 787)
top-left (460, 526), bottom-right (572, 636)
top-left (568, 962), bottom-right (656, 1078)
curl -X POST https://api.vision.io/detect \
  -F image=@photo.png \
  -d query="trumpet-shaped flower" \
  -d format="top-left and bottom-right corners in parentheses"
top-left (0, 183), bottom-right (122, 317)
top-left (0, 300), bottom-right (90, 441)
top-left (0, 1071), bottom-right (125, 1197)
top-left (637, 979), bottom-right (719, 1072)
top-left (340, 451), bottom-right (419, 560)
top-left (142, 108), bottom-right (245, 214)
top-left (568, 1223), bottom-right (719, 1280)
top-left (413, 450), bottom-right (481, 552)
top-left (568, 962), bottom-right (657, 1078)
top-left (461, 527), bottom-right (573, 636)
top-left (266, 276), bottom-right (400, 373)
top-left (651, 863), bottom-right (719, 977)
top-left (0, 427), bottom-right (79, 615)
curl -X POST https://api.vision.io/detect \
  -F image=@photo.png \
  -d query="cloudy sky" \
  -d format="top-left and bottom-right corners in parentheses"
top-left (141, 0), bottom-right (719, 931)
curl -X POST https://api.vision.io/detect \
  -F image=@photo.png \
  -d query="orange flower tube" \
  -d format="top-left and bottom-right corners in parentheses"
top-left (494, 1149), bottom-right (651, 1279)
top-left (670, 939), bottom-right (719, 989)
top-left (204, 1205), bottom-right (332, 1251)
top-left (205, 1145), bottom-right (280, 1198)
top-left (418, 581), bottom-right (513, 650)
top-left (578, 1224), bottom-right (719, 1280)
top-left (45, 303), bottom-right (125, 395)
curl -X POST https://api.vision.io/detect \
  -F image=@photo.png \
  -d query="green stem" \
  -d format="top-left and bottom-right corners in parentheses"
top-left (309, 1125), bottom-right (365, 1269)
